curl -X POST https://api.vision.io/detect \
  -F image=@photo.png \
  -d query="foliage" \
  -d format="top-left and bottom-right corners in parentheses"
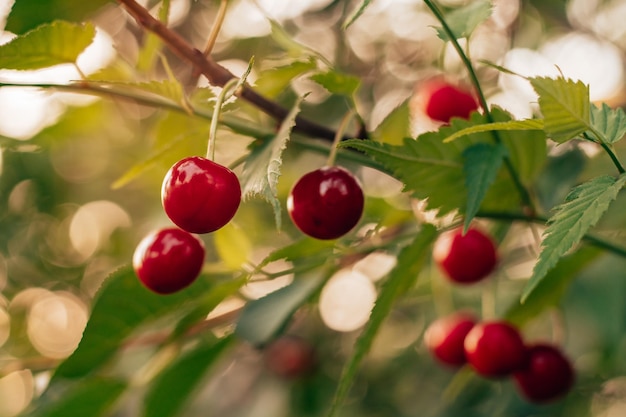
top-left (0, 1), bottom-right (625, 417)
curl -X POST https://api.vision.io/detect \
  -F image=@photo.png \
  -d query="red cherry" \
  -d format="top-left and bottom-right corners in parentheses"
top-left (263, 336), bottom-right (317, 379)
top-left (287, 166), bottom-right (364, 240)
top-left (133, 227), bottom-right (205, 294)
top-left (162, 156), bottom-right (241, 234)
top-left (422, 80), bottom-right (479, 123)
top-left (464, 321), bottom-right (527, 378)
top-left (433, 227), bottom-right (498, 284)
top-left (513, 344), bottom-right (574, 403)
top-left (424, 312), bottom-right (477, 367)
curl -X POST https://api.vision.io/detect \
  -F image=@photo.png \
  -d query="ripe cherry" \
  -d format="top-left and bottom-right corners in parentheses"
top-left (133, 227), bottom-right (205, 294)
top-left (464, 321), bottom-right (527, 378)
top-left (513, 344), bottom-right (574, 403)
top-left (263, 336), bottom-right (317, 379)
top-left (287, 166), bottom-right (364, 240)
top-left (433, 227), bottom-right (498, 284)
top-left (161, 156), bottom-right (241, 234)
top-left (421, 79), bottom-right (479, 124)
top-left (424, 312), bottom-right (477, 367)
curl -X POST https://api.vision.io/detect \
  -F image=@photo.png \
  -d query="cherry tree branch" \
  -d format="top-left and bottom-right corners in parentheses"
top-left (116, 0), bottom-right (357, 141)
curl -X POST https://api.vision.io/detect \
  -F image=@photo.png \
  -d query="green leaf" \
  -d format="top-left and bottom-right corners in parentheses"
top-left (262, 237), bottom-right (336, 266)
top-left (327, 225), bottom-right (437, 417)
top-left (343, 0), bottom-right (373, 29)
top-left (310, 70), bottom-right (360, 97)
top-left (442, 119), bottom-right (544, 143)
top-left (235, 273), bottom-right (326, 347)
top-left (497, 119), bottom-right (548, 187)
top-left (6, 0), bottom-right (108, 34)
top-left (536, 147), bottom-right (586, 212)
top-left (254, 59), bottom-right (317, 98)
top-left (530, 76), bottom-right (590, 143)
top-left (112, 111), bottom-right (209, 189)
top-left (241, 95), bottom-right (305, 228)
top-left (371, 99), bottom-right (411, 146)
top-left (342, 111), bottom-right (521, 216)
top-left (0, 21), bottom-right (95, 70)
top-left (435, 0), bottom-right (492, 41)
top-left (589, 102), bottom-right (626, 144)
top-left (170, 276), bottom-right (247, 342)
top-left (506, 246), bottom-right (601, 326)
top-left (27, 377), bottom-right (126, 417)
top-left (214, 222), bottom-right (253, 270)
top-left (462, 143), bottom-right (508, 232)
top-left (522, 174), bottom-right (626, 302)
top-left (52, 265), bottom-right (213, 379)
top-left (143, 336), bottom-right (234, 417)
top-left (270, 20), bottom-right (329, 65)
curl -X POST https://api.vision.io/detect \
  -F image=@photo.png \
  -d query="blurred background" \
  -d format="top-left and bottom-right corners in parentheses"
top-left (0, 0), bottom-right (626, 416)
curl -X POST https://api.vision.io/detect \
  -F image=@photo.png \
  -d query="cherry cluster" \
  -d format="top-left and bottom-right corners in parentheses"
top-left (427, 227), bottom-right (574, 403)
top-left (133, 156), bottom-right (242, 294)
top-left (132, 153), bottom-right (364, 294)
top-left (425, 313), bottom-right (574, 403)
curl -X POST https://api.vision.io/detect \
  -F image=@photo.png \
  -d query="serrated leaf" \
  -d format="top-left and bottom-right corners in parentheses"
top-left (143, 336), bottom-right (233, 417)
top-left (530, 76), bottom-right (590, 143)
top-left (241, 95), bottom-right (305, 228)
top-left (327, 225), bottom-right (437, 417)
top-left (0, 20), bottom-right (95, 70)
top-left (343, 0), bottom-right (373, 29)
top-left (462, 143), bottom-right (508, 232)
top-left (435, 0), bottom-right (492, 41)
top-left (589, 102), bottom-right (626, 144)
top-left (371, 99), bottom-right (411, 146)
top-left (214, 222), bottom-right (253, 270)
top-left (442, 119), bottom-right (544, 143)
top-left (235, 273), bottom-right (326, 347)
top-left (522, 174), bottom-right (626, 302)
top-left (27, 377), bottom-right (126, 417)
top-left (506, 246), bottom-right (600, 326)
top-left (310, 70), bottom-right (360, 97)
top-left (342, 111), bottom-right (521, 216)
top-left (254, 59), bottom-right (317, 98)
top-left (52, 265), bottom-right (213, 380)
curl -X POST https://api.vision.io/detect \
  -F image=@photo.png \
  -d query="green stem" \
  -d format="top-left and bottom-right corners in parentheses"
top-left (207, 78), bottom-right (239, 160)
top-left (582, 132), bottom-right (626, 175)
top-left (0, 81), bottom-right (275, 140)
top-left (422, 0), bottom-right (534, 212)
top-left (477, 210), bottom-right (626, 258)
top-left (327, 109), bottom-right (356, 167)
top-left (600, 142), bottom-right (626, 174)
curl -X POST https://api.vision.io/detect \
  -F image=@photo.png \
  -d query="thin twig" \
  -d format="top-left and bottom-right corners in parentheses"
top-left (116, 0), bottom-right (354, 141)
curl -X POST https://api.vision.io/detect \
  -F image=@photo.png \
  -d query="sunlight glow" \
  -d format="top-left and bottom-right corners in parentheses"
top-left (319, 269), bottom-right (377, 332)
top-left (27, 292), bottom-right (88, 359)
top-left (69, 201), bottom-right (131, 260)
top-left (0, 26), bottom-right (116, 139)
top-left (0, 370), bottom-right (33, 417)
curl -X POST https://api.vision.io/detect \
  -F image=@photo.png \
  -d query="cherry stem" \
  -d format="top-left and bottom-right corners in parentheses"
top-left (203, 0), bottom-right (228, 56)
top-left (207, 78), bottom-right (239, 160)
top-left (326, 109), bottom-right (356, 167)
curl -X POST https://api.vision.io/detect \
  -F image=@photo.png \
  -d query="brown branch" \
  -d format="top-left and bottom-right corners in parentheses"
top-left (117, 0), bottom-right (355, 141)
